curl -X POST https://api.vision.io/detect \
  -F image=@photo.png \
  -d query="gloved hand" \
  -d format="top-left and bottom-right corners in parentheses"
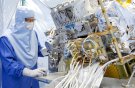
top-left (23, 68), bottom-right (47, 77)
top-left (40, 47), bottom-right (49, 56)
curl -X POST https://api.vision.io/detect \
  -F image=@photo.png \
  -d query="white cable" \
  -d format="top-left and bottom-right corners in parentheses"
top-left (55, 62), bottom-right (79, 88)
top-left (61, 62), bottom-right (80, 87)
top-left (83, 59), bottom-right (118, 88)
top-left (79, 63), bottom-right (99, 88)
top-left (83, 63), bottom-right (100, 88)
top-left (63, 65), bottom-right (81, 88)
top-left (50, 76), bottom-right (65, 87)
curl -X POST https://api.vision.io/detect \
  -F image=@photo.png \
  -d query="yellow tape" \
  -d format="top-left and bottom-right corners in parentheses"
top-left (116, 0), bottom-right (131, 8)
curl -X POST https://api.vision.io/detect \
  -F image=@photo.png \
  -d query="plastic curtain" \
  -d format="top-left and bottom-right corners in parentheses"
top-left (0, 0), bottom-right (3, 36)
top-left (0, 0), bottom-right (19, 37)
top-left (40, 0), bottom-right (71, 8)
top-left (0, 0), bottom-right (19, 87)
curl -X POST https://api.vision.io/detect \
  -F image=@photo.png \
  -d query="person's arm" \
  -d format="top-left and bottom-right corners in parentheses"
top-left (0, 37), bottom-right (25, 78)
top-left (38, 42), bottom-right (44, 57)
top-left (34, 31), bottom-right (44, 57)
top-left (35, 31), bottom-right (48, 57)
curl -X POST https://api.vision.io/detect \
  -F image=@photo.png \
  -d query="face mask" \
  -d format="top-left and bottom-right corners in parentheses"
top-left (26, 22), bottom-right (34, 30)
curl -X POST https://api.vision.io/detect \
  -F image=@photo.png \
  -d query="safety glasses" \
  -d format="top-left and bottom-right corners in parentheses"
top-left (25, 17), bottom-right (35, 22)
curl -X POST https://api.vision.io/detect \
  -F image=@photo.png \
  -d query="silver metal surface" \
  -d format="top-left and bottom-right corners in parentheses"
top-left (100, 77), bottom-right (135, 88)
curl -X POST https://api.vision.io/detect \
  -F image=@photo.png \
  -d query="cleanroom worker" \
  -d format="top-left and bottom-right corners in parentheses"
top-left (0, 6), bottom-right (46, 88)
